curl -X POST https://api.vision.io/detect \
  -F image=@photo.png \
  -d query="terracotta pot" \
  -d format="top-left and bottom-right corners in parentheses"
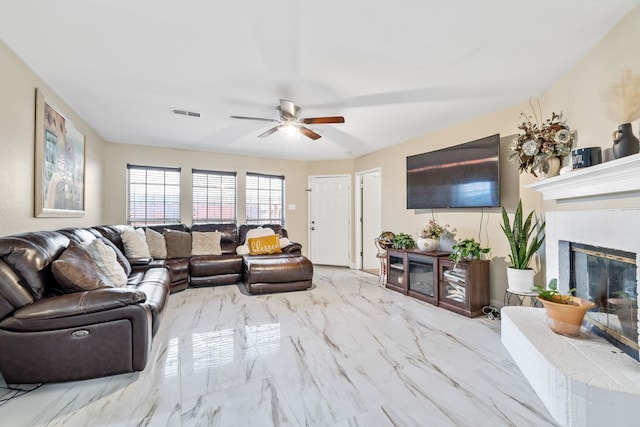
top-left (537, 295), bottom-right (596, 337)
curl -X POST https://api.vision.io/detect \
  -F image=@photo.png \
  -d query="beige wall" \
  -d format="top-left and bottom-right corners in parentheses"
top-left (0, 40), bottom-right (105, 236)
top-left (102, 143), bottom-right (312, 253)
top-left (354, 6), bottom-right (640, 303)
top-left (1, 7), bottom-right (640, 304)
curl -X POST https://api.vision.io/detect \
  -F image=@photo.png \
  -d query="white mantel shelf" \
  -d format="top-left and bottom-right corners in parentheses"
top-left (526, 153), bottom-right (640, 200)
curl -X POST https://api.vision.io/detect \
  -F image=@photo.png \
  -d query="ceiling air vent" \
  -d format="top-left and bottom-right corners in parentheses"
top-left (170, 108), bottom-right (201, 118)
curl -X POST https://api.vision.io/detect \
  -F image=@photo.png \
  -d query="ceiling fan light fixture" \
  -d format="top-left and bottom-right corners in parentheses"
top-left (281, 123), bottom-right (299, 136)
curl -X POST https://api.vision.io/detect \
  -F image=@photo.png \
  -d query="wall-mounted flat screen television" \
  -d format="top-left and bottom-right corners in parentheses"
top-left (406, 134), bottom-right (500, 209)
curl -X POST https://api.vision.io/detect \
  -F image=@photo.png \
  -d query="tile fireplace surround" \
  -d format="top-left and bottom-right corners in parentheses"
top-left (502, 154), bottom-right (640, 426)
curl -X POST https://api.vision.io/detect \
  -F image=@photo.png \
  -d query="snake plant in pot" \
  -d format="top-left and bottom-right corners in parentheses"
top-left (500, 200), bottom-right (545, 293)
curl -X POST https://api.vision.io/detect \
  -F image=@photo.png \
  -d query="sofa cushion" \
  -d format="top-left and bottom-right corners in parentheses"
top-left (52, 243), bottom-right (115, 293)
top-left (248, 235), bottom-right (282, 255)
top-left (164, 229), bottom-right (192, 259)
top-left (191, 231), bottom-right (222, 256)
top-left (121, 228), bottom-right (151, 259)
top-left (83, 239), bottom-right (128, 287)
top-left (100, 237), bottom-right (132, 276)
top-left (190, 223), bottom-right (238, 254)
top-left (145, 228), bottom-right (167, 259)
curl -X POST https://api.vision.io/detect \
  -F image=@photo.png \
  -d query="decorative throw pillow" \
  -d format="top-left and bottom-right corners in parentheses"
top-left (83, 239), bottom-right (128, 287)
top-left (164, 229), bottom-right (192, 258)
top-left (243, 227), bottom-right (275, 244)
top-left (145, 228), bottom-right (167, 259)
top-left (52, 243), bottom-right (115, 293)
top-left (121, 228), bottom-right (151, 258)
top-left (191, 231), bottom-right (222, 256)
top-left (248, 234), bottom-right (282, 255)
top-left (100, 237), bottom-right (132, 276)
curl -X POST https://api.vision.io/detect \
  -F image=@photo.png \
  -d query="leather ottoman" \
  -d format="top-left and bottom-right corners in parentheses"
top-left (243, 254), bottom-right (313, 294)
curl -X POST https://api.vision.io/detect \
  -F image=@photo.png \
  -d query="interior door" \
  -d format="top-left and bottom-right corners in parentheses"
top-left (361, 172), bottom-right (381, 271)
top-left (308, 175), bottom-right (350, 266)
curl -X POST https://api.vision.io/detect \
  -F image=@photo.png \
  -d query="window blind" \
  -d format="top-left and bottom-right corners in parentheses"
top-left (245, 172), bottom-right (284, 226)
top-left (127, 164), bottom-right (181, 226)
top-left (192, 169), bottom-right (237, 224)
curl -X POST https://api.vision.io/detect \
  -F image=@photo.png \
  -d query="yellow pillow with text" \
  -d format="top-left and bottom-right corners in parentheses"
top-left (248, 235), bottom-right (282, 255)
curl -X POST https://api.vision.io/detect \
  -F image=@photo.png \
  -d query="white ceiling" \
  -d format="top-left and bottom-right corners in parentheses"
top-left (1, 0), bottom-right (639, 161)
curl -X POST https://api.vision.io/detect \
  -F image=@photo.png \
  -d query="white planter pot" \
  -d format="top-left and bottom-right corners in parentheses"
top-left (506, 267), bottom-right (535, 293)
top-left (416, 238), bottom-right (439, 252)
top-left (439, 235), bottom-right (457, 253)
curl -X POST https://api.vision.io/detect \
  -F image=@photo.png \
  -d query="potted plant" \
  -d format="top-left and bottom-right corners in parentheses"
top-left (449, 238), bottom-right (489, 265)
top-left (416, 219), bottom-right (455, 252)
top-left (536, 279), bottom-right (595, 337)
top-left (500, 200), bottom-right (545, 293)
top-left (392, 233), bottom-right (415, 250)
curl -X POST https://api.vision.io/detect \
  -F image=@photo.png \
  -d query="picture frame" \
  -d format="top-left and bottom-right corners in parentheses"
top-left (34, 88), bottom-right (86, 217)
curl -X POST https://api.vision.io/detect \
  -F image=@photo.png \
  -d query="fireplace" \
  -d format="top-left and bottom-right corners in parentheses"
top-left (503, 158), bottom-right (640, 425)
top-left (569, 242), bottom-right (638, 358)
top-left (548, 209), bottom-right (640, 360)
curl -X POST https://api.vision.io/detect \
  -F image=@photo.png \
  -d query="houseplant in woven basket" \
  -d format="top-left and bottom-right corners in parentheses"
top-left (535, 279), bottom-right (595, 337)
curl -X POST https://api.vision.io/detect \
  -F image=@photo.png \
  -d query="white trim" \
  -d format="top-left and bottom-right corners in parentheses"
top-left (354, 167), bottom-right (382, 270)
top-left (526, 153), bottom-right (640, 200)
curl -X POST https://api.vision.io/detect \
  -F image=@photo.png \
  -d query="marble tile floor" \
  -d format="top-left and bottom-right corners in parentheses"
top-left (0, 266), bottom-right (557, 426)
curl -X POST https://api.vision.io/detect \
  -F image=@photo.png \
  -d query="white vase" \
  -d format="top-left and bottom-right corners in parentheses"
top-left (439, 235), bottom-right (457, 252)
top-left (506, 267), bottom-right (535, 293)
top-left (416, 238), bottom-right (439, 252)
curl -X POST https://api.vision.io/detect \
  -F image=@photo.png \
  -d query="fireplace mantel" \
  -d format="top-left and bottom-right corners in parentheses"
top-left (526, 153), bottom-right (640, 200)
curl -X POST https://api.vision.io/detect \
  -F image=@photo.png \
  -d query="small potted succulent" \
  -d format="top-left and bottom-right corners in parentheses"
top-left (449, 238), bottom-right (489, 265)
top-left (535, 279), bottom-right (595, 337)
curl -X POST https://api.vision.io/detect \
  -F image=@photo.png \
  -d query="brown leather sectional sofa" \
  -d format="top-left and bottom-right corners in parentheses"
top-left (0, 223), bottom-right (312, 384)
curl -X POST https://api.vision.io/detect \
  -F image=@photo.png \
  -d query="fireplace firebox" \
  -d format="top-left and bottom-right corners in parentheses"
top-left (570, 242), bottom-right (638, 358)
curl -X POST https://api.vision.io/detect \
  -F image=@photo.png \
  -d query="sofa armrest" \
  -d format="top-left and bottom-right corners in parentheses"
top-left (128, 257), bottom-right (152, 266)
top-left (12, 288), bottom-right (147, 321)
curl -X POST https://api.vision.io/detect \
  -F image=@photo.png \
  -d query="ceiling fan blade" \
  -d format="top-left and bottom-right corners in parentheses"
top-left (257, 126), bottom-right (281, 138)
top-left (298, 126), bottom-right (321, 140)
top-left (279, 99), bottom-right (298, 119)
top-left (300, 116), bottom-right (345, 124)
top-left (230, 115), bottom-right (279, 123)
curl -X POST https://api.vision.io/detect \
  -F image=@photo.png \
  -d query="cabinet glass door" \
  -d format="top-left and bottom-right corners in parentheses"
top-left (441, 264), bottom-right (467, 306)
top-left (387, 254), bottom-right (405, 287)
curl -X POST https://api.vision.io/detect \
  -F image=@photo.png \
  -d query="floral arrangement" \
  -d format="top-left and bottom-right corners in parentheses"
top-left (510, 111), bottom-right (576, 176)
top-left (418, 219), bottom-right (456, 239)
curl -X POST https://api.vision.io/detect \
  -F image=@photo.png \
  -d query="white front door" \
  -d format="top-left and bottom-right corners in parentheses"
top-left (308, 175), bottom-right (350, 266)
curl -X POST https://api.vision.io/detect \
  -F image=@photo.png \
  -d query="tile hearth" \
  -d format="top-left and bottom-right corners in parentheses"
top-left (0, 267), bottom-right (556, 426)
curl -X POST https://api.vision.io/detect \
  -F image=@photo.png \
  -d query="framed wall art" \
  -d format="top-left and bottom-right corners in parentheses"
top-left (34, 88), bottom-right (86, 217)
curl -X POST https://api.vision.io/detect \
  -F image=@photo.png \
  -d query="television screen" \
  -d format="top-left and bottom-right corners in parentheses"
top-left (406, 134), bottom-right (500, 209)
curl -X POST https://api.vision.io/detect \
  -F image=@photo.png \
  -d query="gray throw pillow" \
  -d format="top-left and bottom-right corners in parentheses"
top-left (52, 243), bottom-right (115, 293)
top-left (164, 229), bottom-right (192, 258)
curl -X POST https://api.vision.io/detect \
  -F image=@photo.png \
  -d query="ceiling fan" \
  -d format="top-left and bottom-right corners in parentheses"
top-left (230, 99), bottom-right (344, 140)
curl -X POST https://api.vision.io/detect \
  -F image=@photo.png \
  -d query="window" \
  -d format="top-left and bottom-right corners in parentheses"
top-left (192, 169), bottom-right (237, 224)
top-left (127, 164), bottom-right (181, 226)
top-left (245, 173), bottom-right (284, 225)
